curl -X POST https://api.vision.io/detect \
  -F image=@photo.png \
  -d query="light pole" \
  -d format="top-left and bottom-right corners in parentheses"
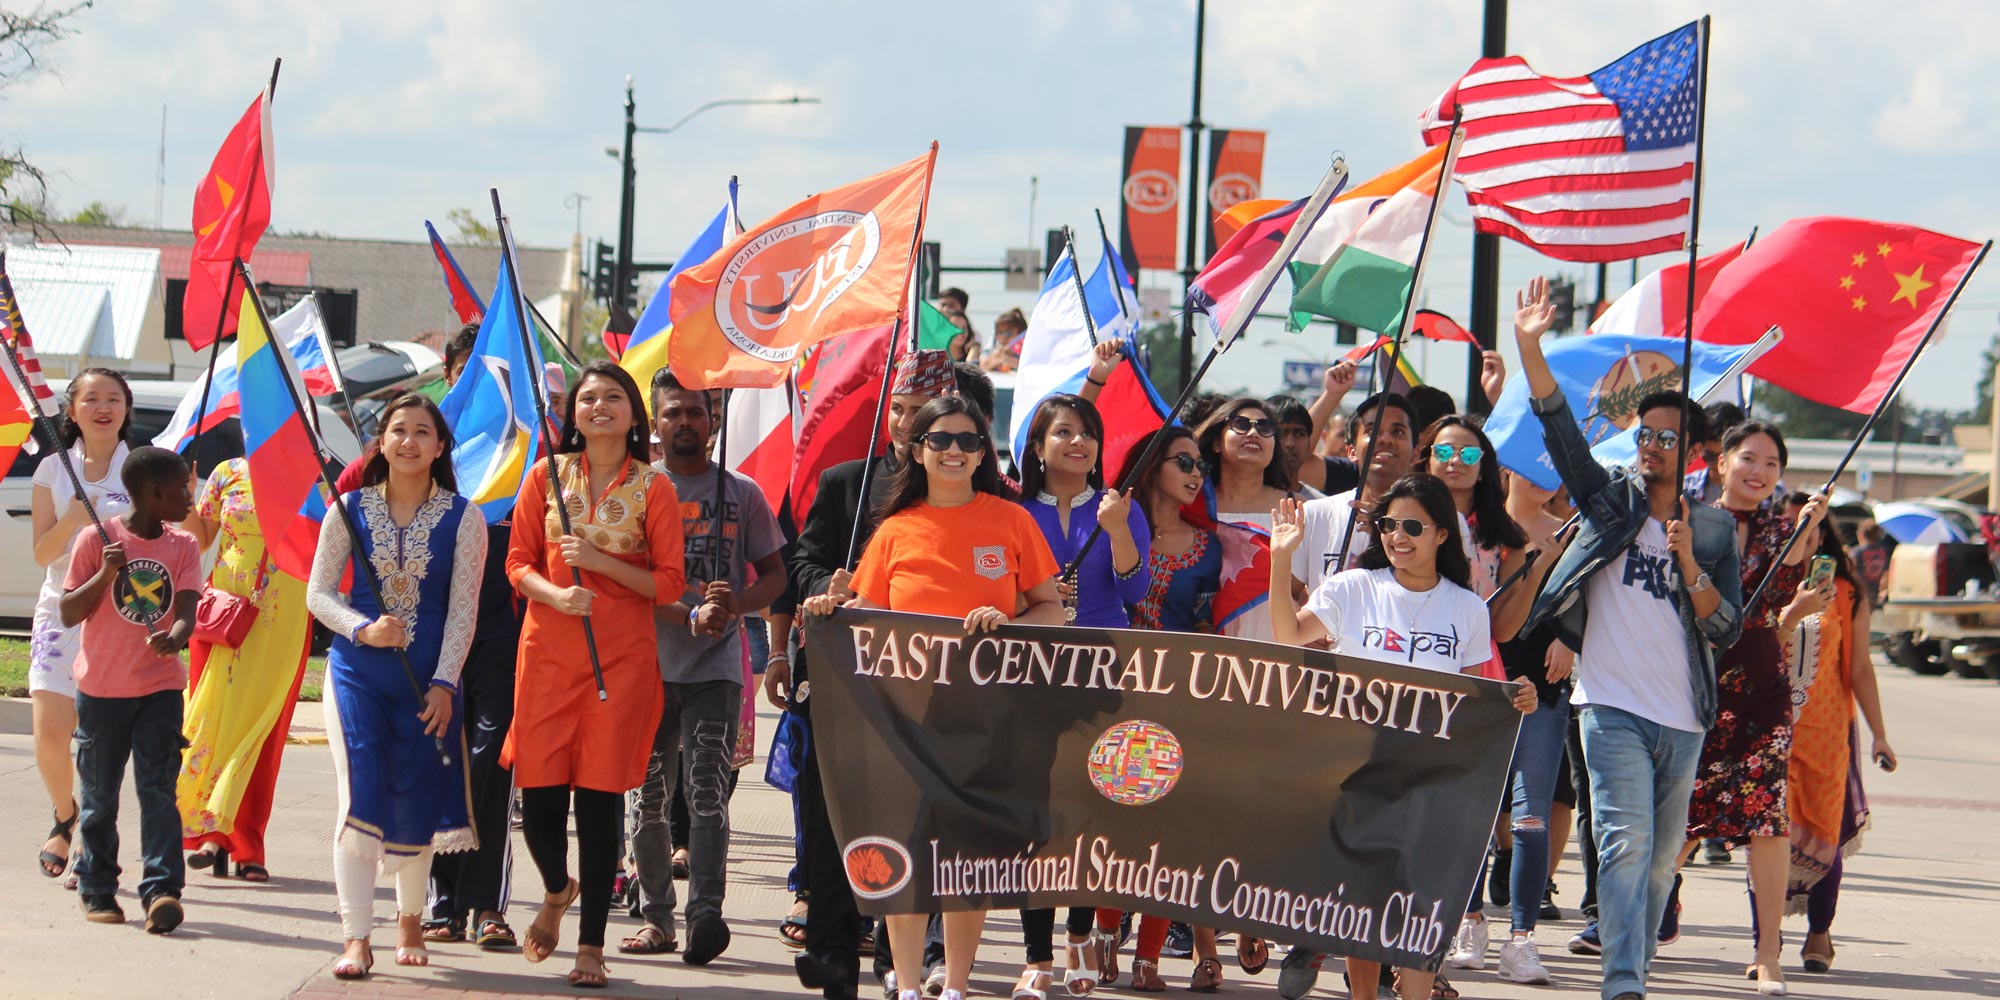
top-left (607, 82), bottom-right (821, 335)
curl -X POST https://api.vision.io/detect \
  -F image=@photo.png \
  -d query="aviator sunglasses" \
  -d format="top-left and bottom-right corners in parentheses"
top-left (1431, 443), bottom-right (1485, 466)
top-left (1373, 516), bottom-right (1433, 538)
top-left (1634, 427), bottom-right (1681, 451)
top-left (921, 430), bottom-right (986, 453)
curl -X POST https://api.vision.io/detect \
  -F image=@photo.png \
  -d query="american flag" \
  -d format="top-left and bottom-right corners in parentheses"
top-left (1420, 22), bottom-right (1702, 262)
top-left (0, 253), bottom-right (59, 418)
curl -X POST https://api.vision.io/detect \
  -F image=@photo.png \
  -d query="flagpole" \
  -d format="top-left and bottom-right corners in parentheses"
top-left (1328, 122), bottom-right (1462, 576)
top-left (0, 252), bottom-right (115, 554)
top-left (1670, 15), bottom-right (1712, 517)
top-left (1062, 227), bottom-right (1101, 347)
top-left (710, 389), bottom-right (729, 613)
top-left (1739, 239), bottom-right (1992, 620)
top-left (843, 143), bottom-right (939, 568)
top-left (492, 189), bottom-right (610, 702)
top-left (237, 259), bottom-right (451, 767)
top-left (525, 296), bottom-right (588, 370)
top-left (1093, 209), bottom-right (1131, 322)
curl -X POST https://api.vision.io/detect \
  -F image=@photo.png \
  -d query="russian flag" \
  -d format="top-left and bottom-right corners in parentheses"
top-left (235, 287), bottom-right (330, 579)
top-left (154, 296), bottom-right (340, 454)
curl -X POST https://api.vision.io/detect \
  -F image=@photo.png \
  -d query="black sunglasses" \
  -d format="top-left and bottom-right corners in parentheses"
top-left (921, 430), bottom-right (986, 454)
top-left (1227, 415), bottom-right (1276, 438)
top-left (1165, 454), bottom-right (1210, 476)
top-left (1374, 516), bottom-right (1433, 538)
top-left (1634, 427), bottom-right (1681, 451)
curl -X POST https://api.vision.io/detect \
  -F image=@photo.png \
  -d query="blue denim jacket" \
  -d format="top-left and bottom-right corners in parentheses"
top-left (1521, 387), bottom-right (1743, 729)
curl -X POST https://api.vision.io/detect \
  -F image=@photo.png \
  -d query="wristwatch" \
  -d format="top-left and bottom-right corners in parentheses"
top-left (1688, 572), bottom-right (1712, 594)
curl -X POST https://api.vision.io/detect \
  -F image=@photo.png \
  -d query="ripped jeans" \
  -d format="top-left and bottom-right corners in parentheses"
top-left (1507, 698), bottom-right (1571, 933)
top-left (633, 680), bottom-right (743, 928)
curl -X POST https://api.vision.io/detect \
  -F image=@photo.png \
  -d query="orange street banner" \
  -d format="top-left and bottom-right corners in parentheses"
top-left (667, 148), bottom-right (937, 388)
top-left (1120, 126), bottom-right (1181, 272)
top-left (1204, 129), bottom-right (1265, 261)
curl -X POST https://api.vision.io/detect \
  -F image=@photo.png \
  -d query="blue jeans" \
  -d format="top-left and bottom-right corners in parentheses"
top-left (1509, 699), bottom-right (1571, 933)
top-left (74, 689), bottom-right (186, 902)
top-left (1578, 705), bottom-right (1704, 1000)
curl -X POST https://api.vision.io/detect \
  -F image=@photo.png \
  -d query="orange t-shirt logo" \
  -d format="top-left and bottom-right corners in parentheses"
top-left (973, 545), bottom-right (1007, 580)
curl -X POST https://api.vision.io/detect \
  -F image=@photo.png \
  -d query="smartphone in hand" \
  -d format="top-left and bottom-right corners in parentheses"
top-left (1806, 554), bottom-right (1836, 592)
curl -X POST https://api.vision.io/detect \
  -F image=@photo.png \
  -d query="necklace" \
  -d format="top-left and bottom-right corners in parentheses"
top-left (1398, 574), bottom-right (1442, 638)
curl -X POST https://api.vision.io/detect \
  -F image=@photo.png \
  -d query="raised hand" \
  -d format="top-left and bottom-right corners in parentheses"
top-left (1087, 340), bottom-right (1123, 383)
top-left (1514, 276), bottom-right (1556, 341)
top-left (1323, 360), bottom-right (1358, 397)
top-left (1479, 350), bottom-right (1508, 404)
top-left (1270, 497), bottom-right (1306, 557)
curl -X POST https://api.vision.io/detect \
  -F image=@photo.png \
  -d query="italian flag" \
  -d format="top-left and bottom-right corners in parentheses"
top-left (1289, 135), bottom-right (1462, 336)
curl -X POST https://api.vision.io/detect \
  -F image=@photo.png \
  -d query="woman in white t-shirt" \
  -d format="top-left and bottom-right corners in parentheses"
top-left (1269, 472), bottom-right (1535, 1000)
top-left (27, 369), bottom-right (135, 881)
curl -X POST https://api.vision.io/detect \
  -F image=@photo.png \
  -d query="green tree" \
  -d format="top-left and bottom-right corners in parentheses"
top-left (446, 207), bottom-right (500, 247)
top-left (1135, 320), bottom-right (1183, 395)
top-left (65, 200), bottom-right (124, 226)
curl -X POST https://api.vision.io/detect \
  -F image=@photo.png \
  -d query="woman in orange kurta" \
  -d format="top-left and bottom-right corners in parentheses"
top-left (503, 362), bottom-right (685, 990)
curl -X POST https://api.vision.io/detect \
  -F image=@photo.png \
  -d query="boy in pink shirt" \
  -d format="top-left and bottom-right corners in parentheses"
top-left (59, 446), bottom-right (200, 933)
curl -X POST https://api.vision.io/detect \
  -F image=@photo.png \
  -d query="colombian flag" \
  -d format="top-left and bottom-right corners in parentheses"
top-left (236, 285), bottom-right (325, 579)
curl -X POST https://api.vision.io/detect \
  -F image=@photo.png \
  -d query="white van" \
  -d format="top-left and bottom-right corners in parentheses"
top-left (0, 377), bottom-right (359, 624)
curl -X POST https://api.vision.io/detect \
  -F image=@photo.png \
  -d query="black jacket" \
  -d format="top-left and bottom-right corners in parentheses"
top-left (788, 455), bottom-right (898, 602)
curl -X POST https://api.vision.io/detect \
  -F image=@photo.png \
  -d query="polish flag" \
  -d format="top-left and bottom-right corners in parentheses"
top-left (723, 382), bottom-right (797, 515)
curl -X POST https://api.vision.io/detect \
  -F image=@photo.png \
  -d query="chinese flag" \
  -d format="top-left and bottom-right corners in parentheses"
top-left (1696, 217), bottom-right (1983, 413)
top-left (667, 147), bottom-right (935, 388)
top-left (183, 87), bottom-right (274, 350)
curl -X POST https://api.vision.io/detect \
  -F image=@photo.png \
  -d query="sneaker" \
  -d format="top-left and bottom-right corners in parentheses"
top-left (881, 972), bottom-right (898, 1000)
top-left (1703, 837), bottom-right (1732, 864)
top-left (1567, 923), bottom-right (1602, 955)
top-left (683, 914), bottom-right (731, 965)
top-left (1445, 915), bottom-right (1488, 970)
top-left (1658, 874), bottom-right (1683, 946)
top-left (80, 893), bottom-right (125, 924)
top-left (1497, 936), bottom-right (1552, 984)
top-left (1162, 921), bottom-right (1194, 958)
top-left (1276, 947), bottom-right (1325, 1000)
top-left (1487, 848), bottom-right (1513, 907)
top-left (144, 894), bottom-right (184, 935)
top-left (922, 965), bottom-right (947, 998)
top-left (1540, 884), bottom-right (1563, 922)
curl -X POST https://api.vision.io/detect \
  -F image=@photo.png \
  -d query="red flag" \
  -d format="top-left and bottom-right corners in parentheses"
top-left (1410, 309), bottom-right (1476, 344)
top-left (1695, 217), bottom-right (1983, 413)
top-left (183, 87), bottom-right (274, 350)
top-left (723, 383), bottom-right (796, 514)
top-left (789, 325), bottom-right (894, 518)
top-left (0, 368), bottom-right (28, 476)
top-left (1098, 356), bottom-right (1171, 482)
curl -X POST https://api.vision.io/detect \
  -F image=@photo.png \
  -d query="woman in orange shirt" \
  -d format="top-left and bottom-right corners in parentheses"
top-left (804, 395), bottom-right (1064, 1000)
top-left (504, 362), bottom-right (686, 989)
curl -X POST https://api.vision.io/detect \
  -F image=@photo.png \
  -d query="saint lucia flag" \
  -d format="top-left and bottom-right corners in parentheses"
top-left (439, 253), bottom-right (547, 524)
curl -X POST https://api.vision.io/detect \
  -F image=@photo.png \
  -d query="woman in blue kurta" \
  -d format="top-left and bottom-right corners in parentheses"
top-left (306, 394), bottom-right (484, 979)
top-left (1012, 393), bottom-right (1150, 999)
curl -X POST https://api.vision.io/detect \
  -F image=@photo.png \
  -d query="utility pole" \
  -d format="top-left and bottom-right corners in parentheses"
top-left (611, 77), bottom-right (639, 339)
top-left (1466, 0), bottom-right (1507, 414)
top-left (1179, 0), bottom-right (1208, 395)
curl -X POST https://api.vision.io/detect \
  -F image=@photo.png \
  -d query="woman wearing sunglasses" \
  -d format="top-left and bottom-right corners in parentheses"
top-left (1269, 473), bottom-right (1536, 1000)
top-left (1012, 394), bottom-right (1152, 999)
top-left (1681, 420), bottom-right (1828, 995)
top-left (1194, 399), bottom-right (1294, 642)
top-left (802, 396), bottom-right (1065, 1000)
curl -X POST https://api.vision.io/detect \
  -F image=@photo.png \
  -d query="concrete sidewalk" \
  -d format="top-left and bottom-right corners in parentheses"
top-left (1, 662), bottom-right (1996, 999)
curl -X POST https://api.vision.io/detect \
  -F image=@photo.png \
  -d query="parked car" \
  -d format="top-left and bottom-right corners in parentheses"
top-left (1879, 538), bottom-right (2000, 681)
top-left (331, 341), bottom-right (445, 440)
top-left (0, 376), bottom-right (358, 624)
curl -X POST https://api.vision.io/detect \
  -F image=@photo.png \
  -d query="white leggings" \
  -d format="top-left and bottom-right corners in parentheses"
top-left (326, 685), bottom-right (434, 941)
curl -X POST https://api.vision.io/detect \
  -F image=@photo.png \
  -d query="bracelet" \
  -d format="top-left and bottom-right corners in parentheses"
top-left (766, 653), bottom-right (790, 665)
top-left (687, 604), bottom-right (702, 627)
top-left (1085, 375), bottom-right (1107, 387)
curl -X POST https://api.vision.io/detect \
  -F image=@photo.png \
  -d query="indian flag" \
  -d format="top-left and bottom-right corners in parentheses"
top-left (1289, 135), bottom-right (1463, 336)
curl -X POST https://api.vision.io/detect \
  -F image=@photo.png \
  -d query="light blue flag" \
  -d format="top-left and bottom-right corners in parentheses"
top-left (1485, 333), bottom-right (1765, 492)
top-left (439, 254), bottom-right (548, 524)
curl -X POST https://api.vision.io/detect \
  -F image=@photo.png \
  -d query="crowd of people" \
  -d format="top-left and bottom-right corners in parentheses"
top-left (22, 276), bottom-right (1899, 1000)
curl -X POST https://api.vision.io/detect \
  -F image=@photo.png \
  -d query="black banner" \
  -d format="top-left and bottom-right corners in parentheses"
top-left (804, 610), bottom-right (1521, 971)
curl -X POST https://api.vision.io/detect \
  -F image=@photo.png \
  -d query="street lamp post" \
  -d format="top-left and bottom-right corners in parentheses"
top-left (607, 81), bottom-right (821, 336)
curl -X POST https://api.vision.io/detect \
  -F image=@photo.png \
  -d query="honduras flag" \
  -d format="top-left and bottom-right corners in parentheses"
top-left (1008, 237), bottom-right (1151, 464)
top-left (1485, 330), bottom-right (1780, 491)
top-left (439, 251), bottom-right (548, 524)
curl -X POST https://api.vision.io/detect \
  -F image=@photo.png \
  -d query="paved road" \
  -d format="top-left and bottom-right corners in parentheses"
top-left (2, 661), bottom-right (1996, 999)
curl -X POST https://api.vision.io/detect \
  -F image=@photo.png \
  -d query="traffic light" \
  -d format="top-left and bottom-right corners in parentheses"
top-left (1549, 278), bottom-right (1577, 333)
top-left (619, 266), bottom-right (639, 313)
top-left (591, 241), bottom-right (615, 300)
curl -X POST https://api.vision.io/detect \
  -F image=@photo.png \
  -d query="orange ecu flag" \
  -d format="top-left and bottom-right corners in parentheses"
top-left (666, 146), bottom-right (937, 388)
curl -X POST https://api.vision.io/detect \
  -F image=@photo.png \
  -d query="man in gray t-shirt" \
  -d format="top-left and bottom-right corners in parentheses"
top-left (627, 370), bottom-right (787, 964)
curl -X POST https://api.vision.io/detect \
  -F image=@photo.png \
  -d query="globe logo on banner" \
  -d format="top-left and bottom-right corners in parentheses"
top-left (1123, 170), bottom-right (1179, 214)
top-left (1584, 349), bottom-right (1682, 433)
top-left (1087, 720), bottom-right (1185, 806)
top-left (1207, 172), bottom-right (1260, 214)
top-left (843, 836), bottom-right (914, 900)
top-left (716, 210), bottom-right (883, 362)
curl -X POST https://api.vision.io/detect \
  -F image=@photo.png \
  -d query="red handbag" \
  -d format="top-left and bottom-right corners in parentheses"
top-left (194, 555), bottom-right (269, 648)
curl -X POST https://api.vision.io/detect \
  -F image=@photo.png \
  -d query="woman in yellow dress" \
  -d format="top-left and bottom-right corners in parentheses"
top-left (176, 457), bottom-right (315, 881)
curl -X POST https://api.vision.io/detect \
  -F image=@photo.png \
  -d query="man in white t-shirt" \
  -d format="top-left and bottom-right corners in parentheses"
top-left (1290, 392), bottom-right (1420, 594)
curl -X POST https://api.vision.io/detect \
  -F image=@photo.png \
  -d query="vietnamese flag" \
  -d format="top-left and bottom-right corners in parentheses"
top-left (668, 147), bottom-right (936, 389)
top-left (184, 85), bottom-right (275, 350)
top-left (1695, 217), bottom-right (1984, 413)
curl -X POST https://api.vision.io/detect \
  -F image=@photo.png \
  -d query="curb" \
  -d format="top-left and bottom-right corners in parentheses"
top-left (0, 695), bottom-right (31, 737)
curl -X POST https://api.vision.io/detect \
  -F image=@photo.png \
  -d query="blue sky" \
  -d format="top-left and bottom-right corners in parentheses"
top-left (11, 0), bottom-right (2000, 409)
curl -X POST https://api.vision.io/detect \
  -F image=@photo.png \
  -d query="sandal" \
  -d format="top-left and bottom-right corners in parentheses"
top-left (39, 800), bottom-right (77, 878)
top-left (523, 878), bottom-right (580, 964)
top-left (395, 945), bottom-right (430, 967)
top-left (186, 844), bottom-right (220, 872)
top-left (1012, 967), bottom-right (1054, 1000)
top-left (671, 847), bottom-right (691, 880)
top-left (780, 896), bottom-right (809, 949)
top-left (422, 917), bottom-right (465, 942)
top-left (1093, 928), bottom-right (1120, 986)
top-left (1189, 956), bottom-right (1223, 993)
top-left (618, 923), bottom-right (677, 955)
top-left (1802, 936), bottom-right (1835, 973)
top-left (1236, 935), bottom-right (1269, 975)
top-left (1128, 957), bottom-right (1165, 992)
top-left (569, 947), bottom-right (610, 989)
top-left (476, 918), bottom-right (518, 950)
top-left (1430, 971), bottom-right (1460, 999)
top-left (235, 862), bottom-right (270, 883)
top-left (1062, 938), bottom-right (1098, 996)
top-left (331, 945), bottom-right (374, 981)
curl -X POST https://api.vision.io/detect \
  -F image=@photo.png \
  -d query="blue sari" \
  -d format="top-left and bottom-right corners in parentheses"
top-left (327, 489), bottom-right (475, 865)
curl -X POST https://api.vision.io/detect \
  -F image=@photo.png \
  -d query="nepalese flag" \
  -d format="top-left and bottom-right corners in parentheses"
top-left (1588, 241), bottom-right (1745, 339)
top-left (1186, 162), bottom-right (1347, 346)
top-left (1482, 332), bottom-right (1771, 492)
top-left (185, 84), bottom-right (275, 349)
top-left (154, 297), bottom-right (340, 453)
top-left (439, 247), bottom-right (548, 525)
top-left (1420, 21), bottom-right (1703, 262)
top-left (235, 287), bottom-right (328, 579)
top-left (424, 220), bottom-right (487, 324)
top-left (620, 179), bottom-right (742, 377)
top-left (1181, 483), bottom-right (1271, 634)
